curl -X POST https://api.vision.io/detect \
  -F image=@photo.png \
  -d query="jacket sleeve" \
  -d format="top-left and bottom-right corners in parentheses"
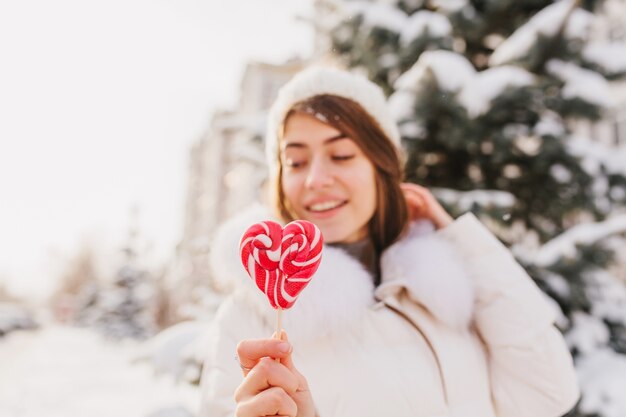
top-left (438, 213), bottom-right (580, 417)
top-left (198, 295), bottom-right (270, 417)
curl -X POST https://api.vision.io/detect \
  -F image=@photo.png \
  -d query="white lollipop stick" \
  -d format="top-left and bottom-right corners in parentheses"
top-left (274, 309), bottom-right (283, 363)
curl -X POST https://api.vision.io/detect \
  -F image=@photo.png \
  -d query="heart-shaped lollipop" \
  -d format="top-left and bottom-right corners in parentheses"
top-left (239, 220), bottom-right (323, 309)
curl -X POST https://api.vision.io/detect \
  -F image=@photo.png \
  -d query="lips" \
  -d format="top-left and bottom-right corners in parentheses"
top-left (306, 199), bottom-right (348, 213)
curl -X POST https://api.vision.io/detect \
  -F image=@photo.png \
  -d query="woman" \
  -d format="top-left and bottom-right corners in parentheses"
top-left (199, 67), bottom-right (579, 417)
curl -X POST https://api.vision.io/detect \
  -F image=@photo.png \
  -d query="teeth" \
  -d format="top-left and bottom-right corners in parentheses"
top-left (309, 200), bottom-right (343, 212)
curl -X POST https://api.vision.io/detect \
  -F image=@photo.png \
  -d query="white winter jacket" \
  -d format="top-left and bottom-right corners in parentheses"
top-left (199, 207), bottom-right (580, 417)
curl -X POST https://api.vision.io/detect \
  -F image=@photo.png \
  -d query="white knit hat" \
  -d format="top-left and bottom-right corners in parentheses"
top-left (265, 66), bottom-right (401, 178)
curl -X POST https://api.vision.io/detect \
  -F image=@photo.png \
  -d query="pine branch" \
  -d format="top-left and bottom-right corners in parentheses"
top-left (530, 0), bottom-right (582, 74)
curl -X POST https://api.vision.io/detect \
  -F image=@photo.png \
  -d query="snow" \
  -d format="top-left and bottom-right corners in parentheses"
top-left (546, 59), bottom-right (615, 108)
top-left (387, 90), bottom-right (416, 121)
top-left (393, 52), bottom-right (537, 119)
top-left (378, 52), bottom-right (399, 68)
top-left (611, 186), bottom-right (626, 201)
top-left (431, 0), bottom-right (468, 13)
top-left (489, 0), bottom-right (593, 66)
top-left (587, 270), bottom-right (626, 324)
top-left (0, 326), bottom-right (199, 417)
top-left (543, 271), bottom-right (571, 298)
top-left (562, 3), bottom-right (594, 38)
top-left (398, 121), bottom-right (426, 138)
top-left (399, 10), bottom-right (452, 46)
top-left (332, 23), bottom-right (353, 44)
top-left (147, 407), bottom-right (194, 417)
top-left (457, 66), bottom-right (535, 117)
top-left (550, 164), bottom-right (573, 183)
top-left (139, 321), bottom-right (208, 383)
top-left (0, 303), bottom-right (37, 336)
top-left (583, 42), bottom-right (626, 75)
top-left (394, 50), bottom-right (475, 93)
top-left (566, 135), bottom-right (626, 176)
top-left (565, 311), bottom-right (609, 354)
top-left (592, 176), bottom-right (609, 196)
top-left (348, 2), bottom-right (407, 33)
top-left (433, 188), bottom-right (516, 211)
top-left (534, 214), bottom-right (626, 267)
top-left (534, 111), bottom-right (565, 137)
top-left (576, 348), bottom-right (626, 417)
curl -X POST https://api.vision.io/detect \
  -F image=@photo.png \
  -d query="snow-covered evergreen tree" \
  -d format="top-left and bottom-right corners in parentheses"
top-left (323, 0), bottom-right (626, 415)
top-left (74, 254), bottom-right (158, 340)
top-left (74, 209), bottom-right (159, 340)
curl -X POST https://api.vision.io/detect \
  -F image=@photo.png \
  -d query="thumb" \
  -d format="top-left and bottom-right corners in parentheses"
top-left (278, 330), bottom-right (296, 371)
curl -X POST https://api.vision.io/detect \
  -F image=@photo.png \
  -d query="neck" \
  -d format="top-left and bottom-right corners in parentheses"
top-left (328, 237), bottom-right (379, 284)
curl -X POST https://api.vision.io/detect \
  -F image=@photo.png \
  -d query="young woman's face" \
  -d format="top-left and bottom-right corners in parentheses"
top-left (280, 112), bottom-right (377, 243)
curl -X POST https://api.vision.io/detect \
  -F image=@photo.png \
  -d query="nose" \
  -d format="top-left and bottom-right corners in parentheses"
top-left (304, 156), bottom-right (334, 190)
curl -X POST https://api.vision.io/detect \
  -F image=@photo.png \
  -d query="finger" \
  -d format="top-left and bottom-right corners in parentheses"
top-left (401, 184), bottom-right (426, 204)
top-left (401, 183), bottom-right (432, 201)
top-left (236, 386), bottom-right (297, 417)
top-left (236, 338), bottom-right (293, 373)
top-left (402, 191), bottom-right (425, 218)
top-left (404, 192), bottom-right (424, 208)
top-left (400, 182), bottom-right (426, 193)
top-left (402, 184), bottom-right (439, 211)
top-left (235, 357), bottom-right (300, 402)
top-left (277, 331), bottom-right (295, 371)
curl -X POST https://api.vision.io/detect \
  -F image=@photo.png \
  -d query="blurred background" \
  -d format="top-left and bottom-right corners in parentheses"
top-left (1, 0), bottom-right (626, 416)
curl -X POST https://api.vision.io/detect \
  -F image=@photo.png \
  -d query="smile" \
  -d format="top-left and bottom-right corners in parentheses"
top-left (307, 200), bottom-right (347, 213)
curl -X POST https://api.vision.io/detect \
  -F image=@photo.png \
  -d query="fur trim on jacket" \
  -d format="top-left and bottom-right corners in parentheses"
top-left (209, 204), bottom-right (474, 343)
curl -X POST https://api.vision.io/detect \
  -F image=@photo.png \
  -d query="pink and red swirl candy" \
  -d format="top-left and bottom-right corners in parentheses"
top-left (239, 220), bottom-right (323, 309)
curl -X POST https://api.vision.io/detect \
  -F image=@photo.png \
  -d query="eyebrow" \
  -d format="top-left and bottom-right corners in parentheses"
top-left (282, 133), bottom-right (348, 150)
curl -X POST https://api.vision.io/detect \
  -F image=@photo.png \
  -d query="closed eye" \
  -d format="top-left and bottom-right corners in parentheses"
top-left (332, 155), bottom-right (355, 161)
top-left (285, 160), bottom-right (306, 169)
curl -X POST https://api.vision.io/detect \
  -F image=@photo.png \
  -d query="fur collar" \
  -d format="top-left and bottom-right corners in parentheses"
top-left (209, 204), bottom-right (474, 343)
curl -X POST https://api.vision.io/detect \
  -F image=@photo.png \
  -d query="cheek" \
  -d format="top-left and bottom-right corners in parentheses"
top-left (281, 174), bottom-right (302, 210)
top-left (349, 163), bottom-right (377, 215)
top-left (362, 173), bottom-right (378, 217)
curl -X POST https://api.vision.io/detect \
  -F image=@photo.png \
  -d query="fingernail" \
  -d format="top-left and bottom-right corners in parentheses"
top-left (278, 342), bottom-right (291, 353)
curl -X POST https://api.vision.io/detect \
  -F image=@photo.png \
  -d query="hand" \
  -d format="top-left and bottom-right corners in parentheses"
top-left (401, 183), bottom-right (453, 230)
top-left (235, 332), bottom-right (316, 417)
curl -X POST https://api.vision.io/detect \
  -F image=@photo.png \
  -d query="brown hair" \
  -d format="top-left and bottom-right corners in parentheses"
top-left (272, 94), bottom-right (409, 265)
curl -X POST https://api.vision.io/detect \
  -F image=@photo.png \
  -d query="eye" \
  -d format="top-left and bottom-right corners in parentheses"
top-left (332, 155), bottom-right (355, 161)
top-left (284, 159), bottom-right (306, 169)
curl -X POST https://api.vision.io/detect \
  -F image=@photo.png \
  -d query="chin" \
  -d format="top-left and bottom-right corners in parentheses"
top-left (295, 213), bottom-right (362, 243)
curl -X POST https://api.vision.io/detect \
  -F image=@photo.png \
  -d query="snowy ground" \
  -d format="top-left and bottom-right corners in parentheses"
top-left (0, 326), bottom-right (200, 417)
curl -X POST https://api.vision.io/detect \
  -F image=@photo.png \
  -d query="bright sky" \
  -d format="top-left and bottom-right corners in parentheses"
top-left (0, 0), bottom-right (314, 301)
